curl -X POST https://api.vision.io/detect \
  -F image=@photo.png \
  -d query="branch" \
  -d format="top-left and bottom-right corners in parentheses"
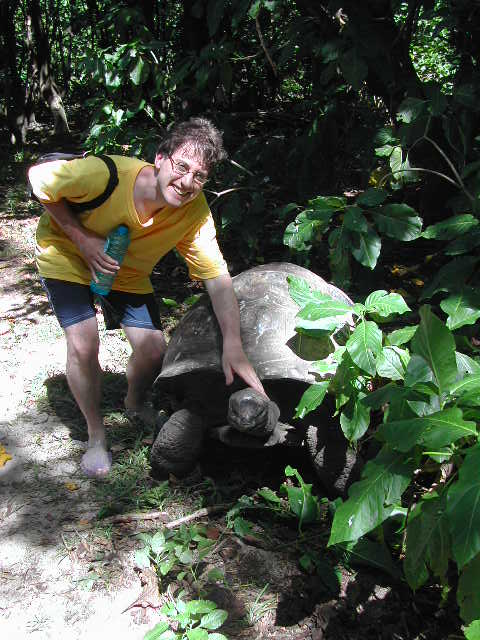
top-left (255, 16), bottom-right (277, 77)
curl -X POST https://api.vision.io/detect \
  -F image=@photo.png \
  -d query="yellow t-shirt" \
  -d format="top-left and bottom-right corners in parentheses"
top-left (29, 155), bottom-right (228, 294)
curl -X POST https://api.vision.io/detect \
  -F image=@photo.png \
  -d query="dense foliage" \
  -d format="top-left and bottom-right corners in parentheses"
top-left (2, 1), bottom-right (480, 637)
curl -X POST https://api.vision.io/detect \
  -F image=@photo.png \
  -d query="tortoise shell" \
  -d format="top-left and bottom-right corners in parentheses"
top-left (159, 262), bottom-right (353, 385)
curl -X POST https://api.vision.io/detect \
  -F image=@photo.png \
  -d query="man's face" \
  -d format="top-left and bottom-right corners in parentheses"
top-left (154, 145), bottom-right (209, 208)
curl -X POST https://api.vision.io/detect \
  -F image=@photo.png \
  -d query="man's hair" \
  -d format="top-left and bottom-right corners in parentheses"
top-left (157, 117), bottom-right (227, 169)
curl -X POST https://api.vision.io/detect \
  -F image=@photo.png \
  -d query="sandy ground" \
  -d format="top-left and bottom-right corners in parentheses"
top-left (0, 216), bottom-right (158, 639)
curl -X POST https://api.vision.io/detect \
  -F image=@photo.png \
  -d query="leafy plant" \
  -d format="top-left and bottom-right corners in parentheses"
top-left (288, 274), bottom-right (480, 636)
top-left (279, 465), bottom-right (320, 532)
top-left (135, 525), bottom-right (217, 583)
top-left (145, 594), bottom-right (228, 640)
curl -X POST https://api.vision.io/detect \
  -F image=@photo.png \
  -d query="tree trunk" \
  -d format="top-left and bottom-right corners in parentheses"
top-left (27, 0), bottom-right (70, 135)
top-left (0, 0), bottom-right (30, 144)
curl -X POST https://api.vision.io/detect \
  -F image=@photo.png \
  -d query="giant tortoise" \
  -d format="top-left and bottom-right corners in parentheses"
top-left (151, 262), bottom-right (361, 496)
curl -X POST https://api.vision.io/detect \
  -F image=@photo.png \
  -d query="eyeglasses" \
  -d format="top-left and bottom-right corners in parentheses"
top-left (169, 157), bottom-right (208, 186)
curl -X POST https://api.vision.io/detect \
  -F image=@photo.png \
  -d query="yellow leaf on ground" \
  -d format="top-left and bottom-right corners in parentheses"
top-left (411, 278), bottom-right (424, 287)
top-left (0, 445), bottom-right (12, 467)
top-left (64, 482), bottom-right (79, 491)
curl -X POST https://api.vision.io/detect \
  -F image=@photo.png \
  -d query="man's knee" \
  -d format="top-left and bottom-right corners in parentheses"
top-left (65, 320), bottom-right (100, 365)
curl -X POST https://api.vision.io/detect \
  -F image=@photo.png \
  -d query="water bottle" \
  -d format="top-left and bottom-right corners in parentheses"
top-left (90, 225), bottom-right (130, 295)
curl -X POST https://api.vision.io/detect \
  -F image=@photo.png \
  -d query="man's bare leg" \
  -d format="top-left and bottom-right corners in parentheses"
top-left (122, 325), bottom-right (166, 420)
top-left (64, 317), bottom-right (111, 477)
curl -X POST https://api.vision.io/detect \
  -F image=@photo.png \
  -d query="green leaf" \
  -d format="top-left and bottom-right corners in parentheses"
top-left (294, 381), bottom-right (329, 419)
top-left (376, 346), bottom-right (409, 380)
top-left (186, 629), bottom-right (208, 640)
top-left (283, 209), bottom-right (333, 250)
top-left (207, 635), bottom-right (229, 640)
top-left (200, 609), bottom-right (228, 630)
top-left (351, 226), bottom-right (381, 269)
top-left (135, 549), bottom-right (151, 569)
top-left (404, 354), bottom-right (434, 387)
top-left (248, 0), bottom-right (262, 18)
top-left (207, 0), bottom-right (226, 36)
top-left (445, 229), bottom-right (480, 256)
top-left (185, 600), bottom-right (217, 616)
top-left (343, 206), bottom-right (368, 232)
top-left (339, 49), bottom-right (367, 91)
top-left (159, 557), bottom-right (175, 576)
top-left (364, 290), bottom-right (410, 317)
top-left (449, 374), bottom-right (480, 397)
top-left (162, 297), bottom-right (178, 307)
top-left (207, 568), bottom-right (225, 583)
top-left (130, 57), bottom-right (146, 85)
top-left (328, 446), bottom-right (416, 545)
top-left (178, 549), bottom-right (194, 564)
top-left (338, 538), bottom-right (400, 579)
top-left (340, 395), bottom-right (371, 442)
top-left (150, 530), bottom-right (166, 554)
top-left (385, 325), bottom-right (418, 346)
top-left (457, 554), bottom-right (480, 625)
top-left (233, 516), bottom-right (254, 538)
top-left (446, 445), bottom-right (480, 568)
top-left (346, 321), bottom-right (383, 376)
top-left (257, 487), bottom-right (282, 503)
top-left (356, 188), bottom-right (389, 207)
top-left (378, 408), bottom-right (477, 452)
top-left (397, 97), bottom-right (426, 123)
top-left (311, 195), bottom-right (347, 211)
top-left (404, 492), bottom-right (451, 590)
top-left (456, 353), bottom-right (480, 377)
top-left (372, 204), bottom-right (422, 241)
top-left (440, 287), bottom-right (480, 331)
top-left (420, 257), bottom-right (479, 300)
top-left (282, 478), bottom-right (319, 528)
top-left (144, 623), bottom-right (170, 640)
top-left (411, 306), bottom-right (457, 394)
top-left (422, 214), bottom-right (479, 240)
top-left (464, 619), bottom-right (480, 640)
top-left (296, 298), bottom-right (352, 320)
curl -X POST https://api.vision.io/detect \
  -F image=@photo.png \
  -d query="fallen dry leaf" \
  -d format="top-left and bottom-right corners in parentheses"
top-left (65, 482), bottom-right (79, 491)
top-left (0, 445), bottom-right (12, 467)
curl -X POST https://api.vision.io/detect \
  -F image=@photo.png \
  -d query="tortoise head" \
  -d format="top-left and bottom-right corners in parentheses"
top-left (227, 389), bottom-right (280, 438)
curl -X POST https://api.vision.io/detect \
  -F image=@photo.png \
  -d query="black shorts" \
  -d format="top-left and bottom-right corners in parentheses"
top-left (40, 278), bottom-right (162, 331)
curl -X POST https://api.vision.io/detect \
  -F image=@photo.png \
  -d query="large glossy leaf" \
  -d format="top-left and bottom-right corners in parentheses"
top-left (372, 204), bottom-right (422, 241)
top-left (296, 299), bottom-right (352, 320)
top-left (351, 225), bottom-right (381, 269)
top-left (420, 256), bottom-right (479, 300)
top-left (376, 346), bottom-right (409, 380)
top-left (404, 354), bottom-right (434, 387)
top-left (404, 492), bottom-right (451, 590)
top-left (446, 444), bottom-right (480, 568)
top-left (364, 290), bottom-right (410, 317)
top-left (449, 374), bottom-right (480, 397)
top-left (356, 188), bottom-right (389, 207)
top-left (445, 229), bottom-right (480, 256)
top-left (207, 0), bottom-right (227, 36)
top-left (346, 320), bottom-right (382, 376)
top-left (397, 97), bottom-right (426, 123)
top-left (200, 608), bottom-right (228, 630)
top-left (284, 209), bottom-right (333, 250)
top-left (339, 49), bottom-right (367, 91)
top-left (377, 408), bottom-right (477, 452)
top-left (328, 446), bottom-right (416, 545)
top-left (385, 325), bottom-right (418, 346)
top-left (458, 553), bottom-right (480, 625)
top-left (343, 206), bottom-right (368, 232)
top-left (340, 395), bottom-right (371, 442)
top-left (295, 381), bottom-right (329, 419)
top-left (422, 214), bottom-right (478, 240)
top-left (144, 623), bottom-right (171, 640)
top-left (411, 306), bottom-right (457, 394)
top-left (338, 538), bottom-right (400, 578)
top-left (440, 287), bottom-right (480, 331)
top-left (456, 353), bottom-right (480, 377)
top-left (361, 382), bottom-right (428, 410)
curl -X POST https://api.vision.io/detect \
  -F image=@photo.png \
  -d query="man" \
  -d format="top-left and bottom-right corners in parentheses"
top-left (29, 117), bottom-right (264, 478)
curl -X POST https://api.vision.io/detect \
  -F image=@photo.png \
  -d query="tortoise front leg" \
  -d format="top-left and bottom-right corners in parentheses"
top-left (150, 409), bottom-right (205, 478)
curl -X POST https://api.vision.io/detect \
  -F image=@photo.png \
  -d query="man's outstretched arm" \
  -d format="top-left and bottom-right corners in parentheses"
top-left (204, 273), bottom-right (266, 396)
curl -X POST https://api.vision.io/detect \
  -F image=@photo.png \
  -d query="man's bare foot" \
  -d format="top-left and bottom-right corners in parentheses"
top-left (80, 444), bottom-right (112, 478)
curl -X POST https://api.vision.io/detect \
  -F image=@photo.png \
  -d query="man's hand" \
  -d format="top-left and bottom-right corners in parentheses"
top-left (42, 200), bottom-right (120, 281)
top-left (222, 339), bottom-right (266, 396)
top-left (76, 230), bottom-right (120, 282)
top-left (204, 274), bottom-right (267, 397)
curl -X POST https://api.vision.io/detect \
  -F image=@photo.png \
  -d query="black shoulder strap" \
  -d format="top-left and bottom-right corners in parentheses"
top-left (68, 155), bottom-right (119, 213)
